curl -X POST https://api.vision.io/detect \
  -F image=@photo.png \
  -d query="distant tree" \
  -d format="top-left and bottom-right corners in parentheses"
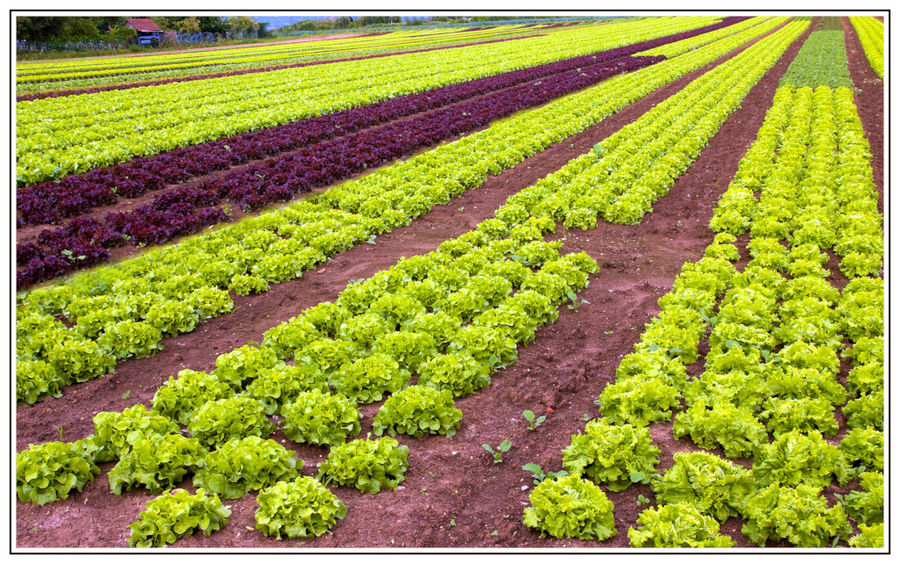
top-left (175, 16), bottom-right (201, 34)
top-left (196, 16), bottom-right (229, 33)
top-left (227, 16), bottom-right (259, 34)
top-left (59, 18), bottom-right (101, 39)
top-left (150, 17), bottom-right (176, 30)
top-left (108, 24), bottom-right (137, 43)
top-left (16, 16), bottom-right (65, 41)
top-left (333, 16), bottom-right (354, 28)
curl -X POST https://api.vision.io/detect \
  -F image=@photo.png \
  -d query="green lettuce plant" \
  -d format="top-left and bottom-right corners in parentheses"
top-left (255, 476), bottom-right (347, 539)
top-left (849, 523), bottom-right (884, 548)
top-left (243, 362), bottom-right (329, 415)
top-left (280, 389), bottom-right (361, 446)
top-left (16, 360), bottom-right (65, 405)
top-left (328, 353), bottom-right (410, 404)
top-left (16, 441), bottom-right (100, 504)
top-left (144, 300), bottom-right (201, 336)
top-left (596, 378), bottom-right (681, 428)
top-left (417, 352), bottom-right (491, 398)
top-left (299, 338), bottom-right (355, 375)
top-left (91, 404), bottom-right (181, 462)
top-left (628, 503), bottom-right (736, 547)
top-left (652, 451), bottom-right (755, 522)
top-left (758, 396), bottom-right (839, 437)
top-left (372, 385), bottom-right (463, 438)
top-left (317, 437), bottom-right (409, 493)
top-left (262, 317), bottom-right (323, 359)
top-left (187, 396), bottom-right (275, 447)
top-left (127, 488), bottom-right (231, 548)
top-left (843, 390), bottom-right (884, 430)
top-left (371, 331), bottom-right (438, 372)
top-left (108, 433), bottom-right (207, 494)
top-left (673, 401), bottom-right (768, 458)
top-left (839, 427), bottom-right (883, 474)
top-left (151, 369), bottom-right (233, 426)
top-left (523, 474), bottom-right (616, 540)
top-left (228, 274), bottom-right (270, 296)
top-left (562, 419), bottom-right (659, 491)
top-left (212, 344), bottom-right (280, 389)
top-left (193, 436), bottom-right (301, 499)
top-left (96, 320), bottom-right (163, 360)
top-left (751, 429), bottom-right (853, 489)
top-left (741, 483), bottom-right (851, 547)
top-left (843, 471), bottom-right (883, 526)
top-left (447, 325), bottom-right (518, 371)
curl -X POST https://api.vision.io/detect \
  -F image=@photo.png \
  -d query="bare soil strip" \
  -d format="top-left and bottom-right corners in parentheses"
top-left (15, 20), bottom-right (820, 549)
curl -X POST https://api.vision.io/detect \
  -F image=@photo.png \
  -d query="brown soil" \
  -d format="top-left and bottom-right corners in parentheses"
top-left (16, 20), bottom-right (849, 550)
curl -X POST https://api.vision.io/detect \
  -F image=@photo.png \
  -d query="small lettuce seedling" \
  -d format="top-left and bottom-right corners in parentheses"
top-left (522, 463), bottom-right (568, 485)
top-left (482, 440), bottom-right (512, 464)
top-left (522, 409), bottom-right (546, 431)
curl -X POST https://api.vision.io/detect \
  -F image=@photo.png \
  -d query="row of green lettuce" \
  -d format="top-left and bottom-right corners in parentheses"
top-left (16, 25), bottom-right (549, 85)
top-left (16, 21), bottom-right (809, 548)
top-left (17, 17), bottom-right (724, 185)
top-left (16, 17), bottom-right (793, 406)
top-left (523, 84), bottom-right (883, 548)
top-left (849, 16), bottom-right (884, 79)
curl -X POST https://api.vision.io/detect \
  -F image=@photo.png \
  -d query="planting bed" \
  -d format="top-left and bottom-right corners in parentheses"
top-left (15, 15), bottom-right (884, 550)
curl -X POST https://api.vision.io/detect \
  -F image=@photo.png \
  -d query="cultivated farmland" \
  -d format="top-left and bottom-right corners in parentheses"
top-left (14, 14), bottom-right (886, 550)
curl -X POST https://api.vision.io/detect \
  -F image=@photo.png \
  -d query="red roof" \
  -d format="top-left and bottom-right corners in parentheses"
top-left (125, 18), bottom-right (163, 32)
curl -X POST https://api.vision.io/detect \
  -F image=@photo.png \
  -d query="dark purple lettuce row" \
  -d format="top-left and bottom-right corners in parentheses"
top-left (16, 16), bottom-right (748, 224)
top-left (16, 35), bottom-right (540, 101)
top-left (16, 217), bottom-right (120, 287)
top-left (17, 53), bottom-right (661, 289)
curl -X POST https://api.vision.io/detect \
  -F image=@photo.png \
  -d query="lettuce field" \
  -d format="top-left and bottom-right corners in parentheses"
top-left (14, 14), bottom-right (886, 550)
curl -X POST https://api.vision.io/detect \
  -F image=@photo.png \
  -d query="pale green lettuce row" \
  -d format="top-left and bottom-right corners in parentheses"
top-left (499, 20), bottom-right (805, 228)
top-left (17, 25), bottom-right (545, 86)
top-left (17, 20), bottom-right (785, 404)
top-left (849, 17), bottom-right (884, 79)
top-left (637, 15), bottom-right (779, 57)
top-left (18, 17), bottom-right (721, 183)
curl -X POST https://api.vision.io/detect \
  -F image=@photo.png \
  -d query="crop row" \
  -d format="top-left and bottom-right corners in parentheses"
top-left (474, 19), bottom-right (806, 227)
top-left (17, 35), bottom-right (540, 102)
top-left (523, 84), bottom-right (883, 547)
top-left (17, 35), bottom-right (681, 227)
top-left (16, 17), bottom-right (726, 185)
top-left (849, 17), bottom-right (884, 79)
top-left (17, 24), bottom-right (547, 84)
top-left (16, 54), bottom-right (663, 287)
top-left (779, 28), bottom-right (852, 88)
top-left (14, 17), bottom-right (791, 404)
top-left (637, 15), bottom-right (767, 57)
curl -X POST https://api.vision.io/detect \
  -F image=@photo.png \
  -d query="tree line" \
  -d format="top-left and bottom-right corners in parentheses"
top-left (16, 16), bottom-right (264, 43)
